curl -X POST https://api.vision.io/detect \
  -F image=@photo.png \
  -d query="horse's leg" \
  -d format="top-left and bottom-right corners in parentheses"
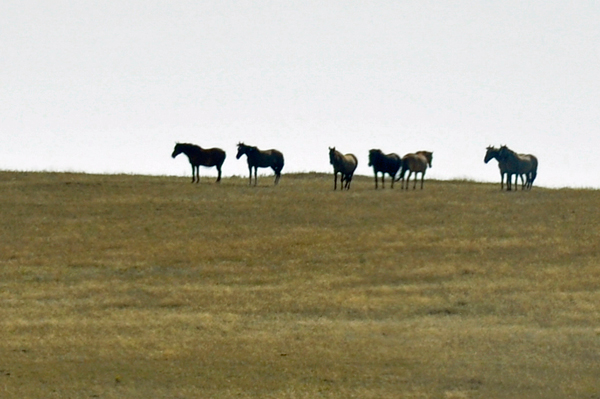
top-left (420, 171), bottom-right (425, 189)
top-left (248, 166), bottom-right (253, 186)
top-left (333, 172), bottom-right (337, 190)
top-left (254, 167), bottom-right (258, 186)
top-left (381, 173), bottom-right (385, 189)
top-left (274, 167), bottom-right (281, 185)
top-left (216, 165), bottom-right (222, 183)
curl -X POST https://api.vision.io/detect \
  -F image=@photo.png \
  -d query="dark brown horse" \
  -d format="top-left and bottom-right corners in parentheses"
top-left (498, 146), bottom-right (538, 190)
top-left (484, 146), bottom-right (526, 190)
top-left (171, 143), bottom-right (226, 183)
top-left (368, 149), bottom-right (401, 189)
top-left (329, 147), bottom-right (358, 190)
top-left (398, 151), bottom-right (433, 189)
top-left (236, 143), bottom-right (284, 186)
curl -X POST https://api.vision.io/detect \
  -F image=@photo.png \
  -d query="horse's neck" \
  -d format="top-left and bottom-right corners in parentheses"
top-left (186, 146), bottom-right (201, 156)
top-left (248, 149), bottom-right (260, 160)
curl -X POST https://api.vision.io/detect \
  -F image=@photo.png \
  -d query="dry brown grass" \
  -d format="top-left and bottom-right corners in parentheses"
top-left (1, 171), bottom-right (600, 398)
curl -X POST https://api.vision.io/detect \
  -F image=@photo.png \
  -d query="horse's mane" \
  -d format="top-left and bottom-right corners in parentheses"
top-left (177, 142), bottom-right (201, 149)
top-left (238, 142), bottom-right (257, 151)
top-left (499, 146), bottom-right (517, 157)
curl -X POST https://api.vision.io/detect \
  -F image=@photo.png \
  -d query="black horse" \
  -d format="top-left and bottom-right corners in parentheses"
top-left (368, 149), bottom-right (402, 189)
top-left (236, 143), bottom-right (284, 186)
top-left (172, 143), bottom-right (226, 183)
top-left (498, 146), bottom-right (538, 190)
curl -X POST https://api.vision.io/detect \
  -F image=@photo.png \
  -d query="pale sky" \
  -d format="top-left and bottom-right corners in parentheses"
top-left (2, 1), bottom-right (599, 188)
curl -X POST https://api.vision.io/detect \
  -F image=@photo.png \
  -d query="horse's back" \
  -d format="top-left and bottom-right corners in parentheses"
top-left (198, 147), bottom-right (226, 167)
top-left (387, 153), bottom-right (402, 172)
top-left (210, 147), bottom-right (226, 160)
top-left (271, 149), bottom-right (284, 171)
top-left (251, 148), bottom-right (284, 170)
top-left (267, 149), bottom-right (284, 166)
top-left (402, 153), bottom-right (428, 172)
top-left (346, 154), bottom-right (358, 174)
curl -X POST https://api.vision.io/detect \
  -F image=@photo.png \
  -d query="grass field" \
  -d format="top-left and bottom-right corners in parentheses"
top-left (1, 171), bottom-right (600, 398)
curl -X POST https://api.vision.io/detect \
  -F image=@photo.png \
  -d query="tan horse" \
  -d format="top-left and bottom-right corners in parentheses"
top-left (329, 147), bottom-right (358, 190)
top-left (398, 151), bottom-right (433, 189)
top-left (484, 146), bottom-right (526, 190)
top-left (498, 146), bottom-right (538, 190)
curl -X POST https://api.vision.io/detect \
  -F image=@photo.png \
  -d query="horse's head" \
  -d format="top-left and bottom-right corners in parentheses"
top-left (236, 143), bottom-right (257, 159)
top-left (418, 151), bottom-right (433, 168)
top-left (328, 147), bottom-right (337, 165)
top-left (368, 149), bottom-right (381, 167)
top-left (236, 143), bottom-right (246, 159)
top-left (172, 143), bottom-right (183, 158)
top-left (484, 146), bottom-right (498, 163)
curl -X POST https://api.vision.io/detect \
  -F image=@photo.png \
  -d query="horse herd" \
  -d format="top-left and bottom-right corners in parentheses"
top-left (172, 142), bottom-right (538, 191)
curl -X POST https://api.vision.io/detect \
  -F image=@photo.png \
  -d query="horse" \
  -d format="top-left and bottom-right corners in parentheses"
top-left (329, 147), bottom-right (358, 190)
top-left (498, 146), bottom-right (538, 190)
top-left (171, 143), bottom-right (226, 183)
top-left (397, 151), bottom-right (433, 190)
top-left (236, 143), bottom-right (284, 186)
top-left (484, 146), bottom-right (527, 191)
top-left (368, 149), bottom-right (402, 189)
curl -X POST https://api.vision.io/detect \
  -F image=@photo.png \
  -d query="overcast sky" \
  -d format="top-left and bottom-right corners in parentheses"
top-left (2, 1), bottom-right (599, 188)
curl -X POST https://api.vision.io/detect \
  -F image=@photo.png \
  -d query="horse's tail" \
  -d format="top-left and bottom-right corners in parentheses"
top-left (530, 166), bottom-right (538, 185)
top-left (529, 156), bottom-right (538, 186)
top-left (277, 153), bottom-right (284, 173)
top-left (396, 160), bottom-right (406, 181)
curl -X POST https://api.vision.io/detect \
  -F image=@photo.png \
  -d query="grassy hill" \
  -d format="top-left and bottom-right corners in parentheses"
top-left (1, 171), bottom-right (599, 398)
